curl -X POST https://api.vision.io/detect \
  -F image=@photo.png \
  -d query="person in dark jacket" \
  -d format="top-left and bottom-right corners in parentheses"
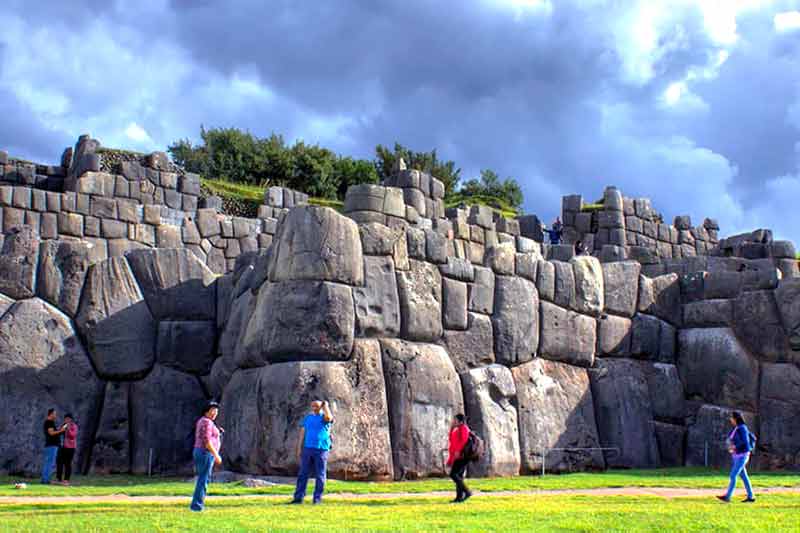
top-left (446, 414), bottom-right (471, 503)
top-left (546, 218), bottom-right (563, 245)
top-left (717, 411), bottom-right (756, 503)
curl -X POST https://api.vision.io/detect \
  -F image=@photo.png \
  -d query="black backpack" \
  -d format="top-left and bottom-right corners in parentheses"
top-left (462, 431), bottom-right (485, 462)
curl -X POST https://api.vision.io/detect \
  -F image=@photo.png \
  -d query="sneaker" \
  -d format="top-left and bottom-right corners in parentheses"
top-left (288, 499), bottom-right (303, 505)
top-left (716, 496), bottom-right (731, 503)
top-left (462, 491), bottom-right (472, 502)
top-left (451, 497), bottom-right (462, 503)
top-left (312, 500), bottom-right (322, 505)
top-left (741, 498), bottom-right (756, 503)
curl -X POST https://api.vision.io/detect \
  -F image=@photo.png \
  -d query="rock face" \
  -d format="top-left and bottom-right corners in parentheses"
top-left (0, 298), bottom-right (103, 475)
top-left (129, 364), bottom-right (207, 475)
top-left (157, 321), bottom-right (216, 375)
top-left (539, 301), bottom-right (596, 367)
top-left (603, 261), bottom-right (640, 317)
top-left (36, 240), bottom-right (91, 317)
top-left (677, 328), bottom-right (759, 411)
top-left (353, 256), bottom-right (400, 337)
top-left (0, 225), bottom-right (39, 300)
top-left (589, 359), bottom-right (660, 468)
top-left (380, 340), bottom-right (463, 479)
top-left (267, 206), bottom-right (364, 285)
top-left (638, 273), bottom-right (680, 326)
top-left (513, 359), bottom-right (604, 473)
top-left (775, 278), bottom-right (800, 353)
top-left (571, 256), bottom-right (604, 316)
top-left (220, 340), bottom-right (393, 480)
top-left (440, 312), bottom-right (494, 373)
top-left (76, 257), bottom-right (156, 380)
top-left (461, 365), bottom-right (520, 477)
top-left (126, 249), bottom-right (217, 321)
top-left (237, 280), bottom-right (355, 367)
top-left (758, 363), bottom-right (800, 469)
top-left (732, 290), bottom-right (789, 363)
top-left (90, 381), bottom-right (131, 474)
top-left (396, 259), bottom-right (443, 342)
top-left (492, 276), bottom-right (539, 365)
top-left (686, 404), bottom-right (756, 468)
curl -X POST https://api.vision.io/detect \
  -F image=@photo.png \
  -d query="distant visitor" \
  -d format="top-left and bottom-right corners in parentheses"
top-left (447, 414), bottom-right (473, 503)
top-left (41, 408), bottom-right (67, 485)
top-left (547, 217), bottom-right (563, 245)
top-left (717, 411), bottom-right (756, 503)
top-left (56, 414), bottom-right (79, 486)
top-left (190, 401), bottom-right (223, 512)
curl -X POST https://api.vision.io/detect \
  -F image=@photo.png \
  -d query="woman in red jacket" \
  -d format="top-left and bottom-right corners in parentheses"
top-left (447, 414), bottom-right (472, 503)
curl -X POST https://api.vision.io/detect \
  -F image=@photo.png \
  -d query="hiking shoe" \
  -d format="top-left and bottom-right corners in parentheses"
top-left (742, 498), bottom-right (756, 503)
top-left (716, 496), bottom-right (731, 503)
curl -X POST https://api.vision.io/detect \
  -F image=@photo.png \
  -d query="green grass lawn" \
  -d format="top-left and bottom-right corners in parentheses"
top-left (201, 178), bottom-right (344, 212)
top-left (2, 468), bottom-right (799, 498)
top-left (1, 494), bottom-right (799, 532)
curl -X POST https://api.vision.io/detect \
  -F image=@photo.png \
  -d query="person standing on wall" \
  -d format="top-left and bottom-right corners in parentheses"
top-left (56, 414), bottom-right (78, 486)
top-left (190, 401), bottom-right (222, 512)
top-left (42, 408), bottom-right (66, 484)
top-left (291, 400), bottom-right (334, 504)
top-left (547, 217), bottom-right (563, 245)
top-left (717, 411), bottom-right (756, 503)
top-left (447, 414), bottom-right (472, 503)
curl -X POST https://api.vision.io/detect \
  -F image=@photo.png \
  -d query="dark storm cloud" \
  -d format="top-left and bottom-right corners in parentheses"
top-left (2, 0), bottom-right (800, 240)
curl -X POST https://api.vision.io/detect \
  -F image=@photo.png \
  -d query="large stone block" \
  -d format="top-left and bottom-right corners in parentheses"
top-left (602, 261), bottom-right (640, 317)
top-left (267, 206), bottom-right (363, 285)
top-left (641, 362), bottom-right (685, 422)
top-left (597, 314), bottom-right (631, 356)
top-left (775, 278), bottom-right (800, 353)
top-left (353, 255), bottom-right (400, 338)
top-left (492, 276), bottom-right (539, 365)
top-left (654, 421), bottom-right (686, 467)
top-left (221, 340), bottom-right (393, 479)
top-left (638, 273), bottom-right (681, 326)
top-left (36, 240), bottom-right (91, 318)
top-left (484, 242), bottom-right (515, 275)
top-left (589, 358), bottom-right (660, 468)
top-left (76, 257), bottom-right (156, 380)
top-left (359, 222), bottom-right (408, 269)
top-left (468, 266), bottom-right (494, 314)
top-left (677, 328), bottom-right (759, 411)
top-left (380, 339), bottom-right (463, 479)
top-left (237, 280), bottom-right (355, 366)
top-left (513, 359), bottom-right (604, 473)
top-left (571, 255), bottom-right (604, 316)
top-left (758, 363), bottom-right (800, 469)
top-left (0, 298), bottom-right (104, 476)
top-left (461, 365), bottom-right (520, 477)
top-left (685, 404), bottom-right (756, 468)
top-left (539, 301), bottom-right (595, 367)
top-left (553, 261), bottom-right (575, 309)
top-left (90, 382), bottom-right (131, 474)
top-left (442, 278), bottom-right (468, 330)
top-left (157, 320), bottom-right (216, 375)
top-left (683, 299), bottom-right (733, 328)
top-left (440, 312), bottom-right (494, 373)
top-left (0, 225), bottom-right (39, 300)
top-left (129, 365), bottom-right (207, 475)
top-left (732, 290), bottom-right (790, 363)
top-left (396, 259), bottom-right (443, 342)
top-left (126, 249), bottom-right (217, 321)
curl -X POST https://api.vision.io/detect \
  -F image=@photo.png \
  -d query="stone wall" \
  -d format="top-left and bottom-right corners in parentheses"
top-left (1, 136), bottom-right (799, 480)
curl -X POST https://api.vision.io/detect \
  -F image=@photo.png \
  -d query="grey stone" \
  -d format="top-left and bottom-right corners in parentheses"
top-left (157, 320), bottom-right (216, 375)
top-left (406, 227), bottom-right (425, 260)
top-left (126, 248), bottom-right (217, 321)
top-left (758, 363), bottom-right (800, 469)
top-left (484, 242), bottom-right (515, 275)
top-left (589, 358), bottom-right (660, 468)
top-left (353, 255), bottom-right (400, 338)
top-left (513, 359), bottom-right (604, 473)
top-left (266, 207), bottom-right (363, 285)
top-left (653, 422), bottom-right (686, 467)
top-left (424, 229), bottom-right (448, 264)
top-left (638, 273), bottom-right (681, 326)
top-left (677, 328), bottom-right (759, 411)
top-left (396, 259), bottom-right (443, 342)
top-left (597, 314), bottom-right (631, 356)
top-left (553, 260), bottom-right (575, 309)
top-left (641, 362), bottom-right (685, 422)
top-left (76, 257), bottom-right (156, 380)
top-left (440, 257), bottom-right (475, 282)
top-left (536, 260), bottom-right (555, 302)
top-left (602, 261), bottom-right (640, 317)
top-left (196, 208), bottom-right (221, 238)
top-left (0, 225), bottom-right (39, 299)
top-left (548, 244), bottom-right (575, 262)
top-left (237, 280), bottom-right (354, 367)
top-left (598, 210), bottom-right (624, 229)
top-left (515, 253), bottom-right (538, 282)
top-left (571, 255), bottom-right (604, 316)
top-left (461, 365), bottom-right (520, 477)
top-left (442, 278), bottom-right (468, 330)
top-left (539, 301), bottom-right (596, 367)
top-left (733, 289), bottom-right (790, 363)
top-left (90, 381), bottom-right (131, 474)
top-left (0, 298), bottom-right (103, 476)
top-left (686, 404), bottom-right (756, 468)
top-left (775, 277), bottom-right (800, 353)
top-left (603, 188), bottom-right (623, 211)
top-left (441, 312), bottom-right (494, 373)
top-left (468, 266), bottom-right (494, 315)
top-left (468, 205), bottom-right (494, 228)
top-left (683, 299), bottom-right (733, 328)
top-left (381, 339), bottom-right (463, 479)
top-left (129, 365), bottom-right (207, 475)
top-left (36, 240), bottom-right (91, 317)
top-left (492, 276), bottom-right (539, 365)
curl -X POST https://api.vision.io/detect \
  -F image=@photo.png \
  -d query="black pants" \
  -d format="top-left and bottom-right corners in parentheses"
top-left (450, 458), bottom-right (470, 499)
top-left (56, 447), bottom-right (75, 481)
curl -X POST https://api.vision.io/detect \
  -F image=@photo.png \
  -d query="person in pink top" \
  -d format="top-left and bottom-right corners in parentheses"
top-left (190, 401), bottom-right (222, 512)
top-left (56, 414), bottom-right (78, 485)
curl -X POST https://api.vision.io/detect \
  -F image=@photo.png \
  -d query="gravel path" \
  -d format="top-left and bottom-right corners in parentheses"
top-left (1, 486), bottom-right (798, 505)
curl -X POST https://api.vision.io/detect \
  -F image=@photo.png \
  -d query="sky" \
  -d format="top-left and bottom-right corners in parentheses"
top-left (2, 0), bottom-right (800, 243)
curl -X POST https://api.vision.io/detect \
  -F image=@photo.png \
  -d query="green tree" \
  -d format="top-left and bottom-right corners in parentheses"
top-left (374, 143), bottom-right (461, 195)
top-left (460, 169), bottom-right (524, 210)
top-left (334, 156), bottom-right (379, 198)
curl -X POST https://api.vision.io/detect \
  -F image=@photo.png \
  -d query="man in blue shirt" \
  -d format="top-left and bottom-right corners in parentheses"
top-left (291, 400), bottom-right (334, 504)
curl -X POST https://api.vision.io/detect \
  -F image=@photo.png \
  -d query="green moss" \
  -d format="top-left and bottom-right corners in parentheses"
top-left (95, 147), bottom-right (146, 157)
top-left (445, 192), bottom-right (518, 218)
top-left (581, 203), bottom-right (604, 212)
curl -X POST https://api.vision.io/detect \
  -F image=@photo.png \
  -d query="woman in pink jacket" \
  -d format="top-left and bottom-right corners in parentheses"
top-left (56, 414), bottom-right (78, 485)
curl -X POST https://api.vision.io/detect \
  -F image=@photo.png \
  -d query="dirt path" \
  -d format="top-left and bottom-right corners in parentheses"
top-left (1, 486), bottom-right (799, 505)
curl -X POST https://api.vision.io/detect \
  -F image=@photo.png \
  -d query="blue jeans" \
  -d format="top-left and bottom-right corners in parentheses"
top-left (41, 446), bottom-right (58, 484)
top-left (293, 447), bottom-right (329, 503)
top-left (725, 453), bottom-right (754, 500)
top-left (190, 448), bottom-right (215, 511)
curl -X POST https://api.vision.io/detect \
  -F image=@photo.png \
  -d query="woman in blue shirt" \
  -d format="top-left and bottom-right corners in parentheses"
top-left (717, 411), bottom-right (756, 503)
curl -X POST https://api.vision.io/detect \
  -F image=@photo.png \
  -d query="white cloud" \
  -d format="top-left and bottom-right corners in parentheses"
top-left (774, 10), bottom-right (800, 32)
top-left (124, 122), bottom-right (153, 144)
